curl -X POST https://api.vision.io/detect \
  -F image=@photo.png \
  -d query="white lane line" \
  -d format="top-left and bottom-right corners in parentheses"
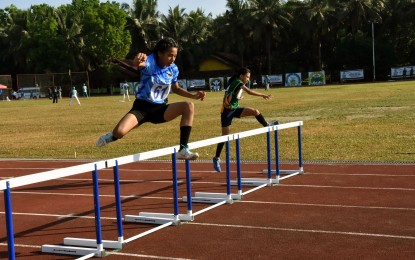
top-left (188, 222), bottom-right (415, 240)
top-left (107, 251), bottom-right (195, 259)
top-left (306, 172), bottom-right (415, 177)
top-left (280, 184), bottom-right (415, 191)
top-left (240, 200), bottom-right (415, 211)
top-left (0, 243), bottom-right (194, 260)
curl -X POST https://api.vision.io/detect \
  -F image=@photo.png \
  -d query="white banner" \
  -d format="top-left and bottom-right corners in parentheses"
top-left (285, 73), bottom-right (302, 86)
top-left (187, 79), bottom-right (206, 90)
top-left (340, 69), bottom-right (364, 81)
top-left (262, 74), bottom-right (283, 85)
top-left (390, 66), bottom-right (415, 78)
top-left (177, 79), bottom-right (187, 90)
top-left (308, 71), bottom-right (326, 85)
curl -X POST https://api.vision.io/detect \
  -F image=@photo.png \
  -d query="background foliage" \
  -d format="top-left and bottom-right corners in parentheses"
top-left (1, 0), bottom-right (415, 89)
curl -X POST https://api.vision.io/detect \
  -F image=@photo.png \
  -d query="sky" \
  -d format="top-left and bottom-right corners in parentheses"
top-left (0, 0), bottom-right (228, 17)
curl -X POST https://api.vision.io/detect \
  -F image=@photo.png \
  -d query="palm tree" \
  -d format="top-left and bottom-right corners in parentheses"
top-left (122, 0), bottom-right (159, 55)
top-left (185, 8), bottom-right (212, 45)
top-left (181, 9), bottom-right (213, 71)
top-left (304, 0), bottom-right (336, 70)
top-left (54, 6), bottom-right (86, 71)
top-left (337, 0), bottom-right (382, 34)
top-left (0, 7), bottom-right (30, 72)
top-left (214, 0), bottom-right (250, 66)
top-left (249, 0), bottom-right (292, 74)
top-left (381, 0), bottom-right (414, 64)
top-left (159, 6), bottom-right (187, 44)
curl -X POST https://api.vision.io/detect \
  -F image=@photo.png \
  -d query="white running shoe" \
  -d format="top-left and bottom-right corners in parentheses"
top-left (176, 148), bottom-right (199, 160)
top-left (96, 132), bottom-right (114, 147)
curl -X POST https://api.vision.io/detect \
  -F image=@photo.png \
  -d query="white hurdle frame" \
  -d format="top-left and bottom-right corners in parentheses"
top-left (183, 121), bottom-right (304, 215)
top-left (1, 121), bottom-right (303, 260)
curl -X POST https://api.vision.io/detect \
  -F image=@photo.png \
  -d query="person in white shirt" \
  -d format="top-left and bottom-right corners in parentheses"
top-left (82, 83), bottom-right (88, 98)
top-left (121, 81), bottom-right (130, 102)
top-left (69, 87), bottom-right (81, 105)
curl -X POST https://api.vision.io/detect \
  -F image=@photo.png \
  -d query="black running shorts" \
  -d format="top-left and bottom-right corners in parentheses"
top-left (128, 99), bottom-right (169, 124)
top-left (221, 107), bottom-right (244, 127)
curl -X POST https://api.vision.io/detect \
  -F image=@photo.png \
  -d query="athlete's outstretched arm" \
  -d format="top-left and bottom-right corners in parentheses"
top-left (172, 83), bottom-right (206, 101)
top-left (242, 85), bottom-right (272, 100)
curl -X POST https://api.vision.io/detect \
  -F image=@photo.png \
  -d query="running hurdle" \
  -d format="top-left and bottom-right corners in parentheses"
top-left (183, 121), bottom-right (304, 205)
top-left (1, 161), bottom-right (109, 259)
top-left (1, 121), bottom-right (303, 259)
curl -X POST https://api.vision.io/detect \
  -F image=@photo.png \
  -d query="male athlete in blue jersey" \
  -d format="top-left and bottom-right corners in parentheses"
top-left (96, 38), bottom-right (206, 160)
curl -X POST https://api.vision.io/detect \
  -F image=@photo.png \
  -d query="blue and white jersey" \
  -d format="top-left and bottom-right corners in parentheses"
top-left (136, 54), bottom-right (178, 104)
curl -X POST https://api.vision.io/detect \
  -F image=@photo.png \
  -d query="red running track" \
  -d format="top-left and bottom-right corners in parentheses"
top-left (0, 160), bottom-right (414, 259)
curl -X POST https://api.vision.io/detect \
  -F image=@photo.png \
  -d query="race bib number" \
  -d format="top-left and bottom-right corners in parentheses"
top-left (150, 84), bottom-right (170, 101)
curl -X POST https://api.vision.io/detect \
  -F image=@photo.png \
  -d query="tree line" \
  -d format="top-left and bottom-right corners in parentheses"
top-left (1, 0), bottom-right (414, 88)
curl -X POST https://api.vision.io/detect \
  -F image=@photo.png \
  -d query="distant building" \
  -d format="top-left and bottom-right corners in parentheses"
top-left (199, 52), bottom-right (241, 72)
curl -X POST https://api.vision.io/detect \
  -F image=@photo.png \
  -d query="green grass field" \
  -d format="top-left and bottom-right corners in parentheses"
top-left (1, 81), bottom-right (414, 162)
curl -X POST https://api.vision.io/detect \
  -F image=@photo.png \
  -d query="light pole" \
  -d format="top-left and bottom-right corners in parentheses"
top-left (371, 22), bottom-right (376, 81)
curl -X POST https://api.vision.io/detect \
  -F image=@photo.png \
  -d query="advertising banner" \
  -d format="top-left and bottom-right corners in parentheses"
top-left (178, 79), bottom-right (187, 90)
top-left (390, 66), bottom-right (415, 78)
top-left (209, 77), bottom-right (224, 91)
top-left (262, 74), bottom-right (283, 85)
top-left (187, 79), bottom-right (206, 90)
top-left (308, 71), bottom-right (326, 85)
top-left (285, 73), bottom-right (302, 86)
top-left (340, 69), bottom-right (364, 81)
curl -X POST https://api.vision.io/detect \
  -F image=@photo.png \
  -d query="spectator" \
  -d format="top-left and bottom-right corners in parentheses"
top-left (264, 75), bottom-right (270, 91)
top-left (58, 86), bottom-right (62, 99)
top-left (121, 81), bottom-right (130, 102)
top-left (69, 87), bottom-right (81, 106)
top-left (82, 83), bottom-right (88, 98)
top-left (52, 86), bottom-right (59, 103)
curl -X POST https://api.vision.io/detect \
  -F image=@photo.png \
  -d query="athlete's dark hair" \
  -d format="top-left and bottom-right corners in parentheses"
top-left (152, 37), bottom-right (179, 54)
top-left (228, 67), bottom-right (251, 86)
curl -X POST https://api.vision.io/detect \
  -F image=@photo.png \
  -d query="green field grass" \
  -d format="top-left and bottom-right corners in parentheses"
top-left (1, 81), bottom-right (414, 162)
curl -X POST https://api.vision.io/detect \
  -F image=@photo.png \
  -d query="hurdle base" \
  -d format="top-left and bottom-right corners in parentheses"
top-left (125, 212), bottom-right (182, 225)
top-left (262, 169), bottom-right (304, 175)
top-left (64, 237), bottom-right (123, 249)
top-left (193, 191), bottom-right (241, 201)
top-left (231, 178), bottom-right (276, 186)
top-left (42, 244), bottom-right (105, 257)
top-left (182, 193), bottom-right (234, 204)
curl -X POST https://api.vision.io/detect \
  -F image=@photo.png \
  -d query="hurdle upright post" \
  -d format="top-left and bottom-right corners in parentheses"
top-left (172, 150), bottom-right (179, 223)
top-left (266, 129), bottom-right (273, 186)
top-left (185, 160), bottom-right (193, 217)
top-left (225, 139), bottom-right (232, 202)
top-left (92, 164), bottom-right (105, 256)
top-left (297, 125), bottom-right (304, 174)
top-left (112, 160), bottom-right (124, 244)
top-left (235, 137), bottom-right (243, 197)
top-left (274, 125), bottom-right (280, 184)
top-left (4, 181), bottom-right (16, 260)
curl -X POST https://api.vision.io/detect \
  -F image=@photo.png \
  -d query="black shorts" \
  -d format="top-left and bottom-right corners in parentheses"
top-left (128, 99), bottom-right (169, 124)
top-left (221, 107), bottom-right (244, 127)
